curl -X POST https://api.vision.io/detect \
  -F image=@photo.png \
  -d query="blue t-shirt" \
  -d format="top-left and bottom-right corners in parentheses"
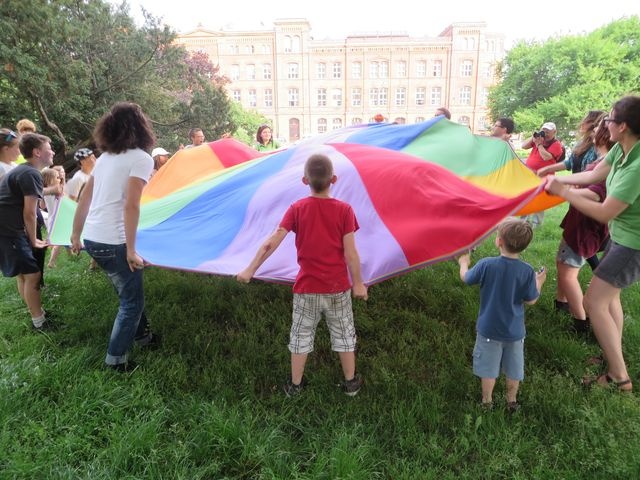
top-left (464, 256), bottom-right (539, 341)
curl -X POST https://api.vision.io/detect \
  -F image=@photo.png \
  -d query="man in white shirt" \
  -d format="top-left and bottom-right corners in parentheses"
top-left (65, 148), bottom-right (96, 201)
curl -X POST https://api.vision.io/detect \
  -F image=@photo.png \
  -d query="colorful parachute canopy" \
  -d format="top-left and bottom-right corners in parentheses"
top-left (49, 119), bottom-right (555, 285)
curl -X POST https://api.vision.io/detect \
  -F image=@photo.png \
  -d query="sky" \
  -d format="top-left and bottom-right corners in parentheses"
top-left (117, 0), bottom-right (640, 48)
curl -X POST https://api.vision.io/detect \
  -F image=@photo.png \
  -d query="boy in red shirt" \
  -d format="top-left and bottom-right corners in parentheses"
top-left (237, 153), bottom-right (368, 396)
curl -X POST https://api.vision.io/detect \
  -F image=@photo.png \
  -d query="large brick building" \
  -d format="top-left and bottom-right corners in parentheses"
top-left (176, 19), bottom-right (504, 142)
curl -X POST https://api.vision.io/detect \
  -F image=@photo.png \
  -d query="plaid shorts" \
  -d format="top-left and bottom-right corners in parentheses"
top-left (289, 291), bottom-right (356, 354)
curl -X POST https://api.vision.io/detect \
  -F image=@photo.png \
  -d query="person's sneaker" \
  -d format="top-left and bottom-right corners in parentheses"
top-left (32, 316), bottom-right (63, 332)
top-left (571, 318), bottom-right (590, 334)
top-left (342, 373), bottom-right (363, 397)
top-left (135, 332), bottom-right (161, 349)
top-left (554, 300), bottom-right (570, 313)
top-left (283, 377), bottom-right (305, 397)
top-left (506, 401), bottom-right (520, 414)
top-left (107, 361), bottom-right (138, 373)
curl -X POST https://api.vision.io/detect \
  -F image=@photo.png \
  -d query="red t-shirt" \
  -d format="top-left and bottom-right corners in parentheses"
top-left (525, 139), bottom-right (564, 171)
top-left (280, 196), bottom-right (359, 294)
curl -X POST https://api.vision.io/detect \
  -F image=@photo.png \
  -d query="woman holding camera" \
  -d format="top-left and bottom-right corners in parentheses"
top-left (546, 96), bottom-right (640, 392)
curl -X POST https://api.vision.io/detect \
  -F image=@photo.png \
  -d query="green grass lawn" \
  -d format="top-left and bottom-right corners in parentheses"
top-left (2, 204), bottom-right (640, 478)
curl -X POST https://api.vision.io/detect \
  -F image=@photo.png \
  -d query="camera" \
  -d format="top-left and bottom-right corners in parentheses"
top-left (532, 130), bottom-right (546, 139)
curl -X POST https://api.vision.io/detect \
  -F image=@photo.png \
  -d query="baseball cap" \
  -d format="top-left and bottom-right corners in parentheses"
top-left (541, 122), bottom-right (557, 131)
top-left (74, 148), bottom-right (93, 162)
top-left (152, 147), bottom-right (170, 157)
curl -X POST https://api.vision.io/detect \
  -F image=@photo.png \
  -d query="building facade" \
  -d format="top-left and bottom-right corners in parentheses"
top-left (176, 19), bottom-right (504, 143)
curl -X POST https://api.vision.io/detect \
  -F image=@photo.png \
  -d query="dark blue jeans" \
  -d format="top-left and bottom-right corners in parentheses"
top-left (84, 240), bottom-right (148, 365)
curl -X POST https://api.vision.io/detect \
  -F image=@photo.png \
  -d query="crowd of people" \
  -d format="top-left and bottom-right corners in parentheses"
top-left (1, 95), bottom-right (639, 404)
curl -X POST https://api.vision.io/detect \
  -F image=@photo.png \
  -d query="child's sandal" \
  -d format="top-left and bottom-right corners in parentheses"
top-left (583, 374), bottom-right (632, 392)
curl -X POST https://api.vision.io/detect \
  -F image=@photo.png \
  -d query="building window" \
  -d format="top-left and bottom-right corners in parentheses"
top-left (396, 61), bottom-right (407, 78)
top-left (352, 117), bottom-right (362, 125)
top-left (230, 44), bottom-right (239, 54)
top-left (369, 88), bottom-right (387, 107)
top-left (379, 61), bottom-right (389, 78)
top-left (284, 35), bottom-right (292, 53)
top-left (232, 89), bottom-right (241, 102)
top-left (430, 87), bottom-right (441, 106)
top-left (394, 117), bottom-right (406, 124)
top-left (416, 61), bottom-right (426, 77)
top-left (351, 88), bottom-right (362, 107)
top-left (369, 88), bottom-right (379, 106)
top-left (332, 88), bottom-right (342, 107)
top-left (352, 61), bottom-right (362, 79)
top-left (248, 89), bottom-right (257, 107)
top-left (264, 89), bottom-right (273, 107)
top-left (395, 87), bottom-right (406, 106)
top-left (458, 115), bottom-right (470, 126)
top-left (246, 64), bottom-right (256, 80)
top-left (415, 87), bottom-right (426, 106)
top-left (231, 64), bottom-right (240, 81)
top-left (317, 62), bottom-right (326, 79)
top-left (332, 118), bottom-right (343, 130)
top-left (245, 45), bottom-right (255, 54)
top-left (461, 60), bottom-right (473, 77)
top-left (288, 88), bottom-right (299, 107)
top-left (263, 63), bottom-right (272, 80)
top-left (288, 62), bottom-right (299, 79)
top-left (369, 61), bottom-right (378, 79)
top-left (332, 62), bottom-right (342, 79)
top-left (477, 116), bottom-right (488, 131)
top-left (483, 63), bottom-right (493, 79)
top-left (318, 118), bottom-right (327, 134)
top-left (292, 35), bottom-right (301, 52)
top-left (432, 60), bottom-right (442, 77)
top-left (317, 88), bottom-right (327, 107)
top-left (415, 116), bottom-right (425, 123)
top-left (262, 44), bottom-right (271, 54)
top-left (466, 37), bottom-right (475, 50)
top-left (480, 88), bottom-right (489, 106)
top-left (460, 86), bottom-right (472, 105)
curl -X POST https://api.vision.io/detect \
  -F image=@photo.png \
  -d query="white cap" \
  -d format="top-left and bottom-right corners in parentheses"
top-left (151, 147), bottom-right (170, 157)
top-left (541, 122), bottom-right (557, 131)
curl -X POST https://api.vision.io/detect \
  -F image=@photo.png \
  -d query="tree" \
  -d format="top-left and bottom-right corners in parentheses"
top-left (0, 0), bottom-right (235, 161)
top-left (488, 17), bottom-right (640, 139)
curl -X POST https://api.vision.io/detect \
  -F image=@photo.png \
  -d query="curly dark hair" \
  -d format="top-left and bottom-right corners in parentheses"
top-left (93, 102), bottom-right (155, 154)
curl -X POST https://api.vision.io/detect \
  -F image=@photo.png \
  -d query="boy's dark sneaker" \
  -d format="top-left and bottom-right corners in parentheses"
top-left (507, 401), bottom-right (520, 414)
top-left (107, 361), bottom-right (138, 373)
top-left (554, 300), bottom-right (570, 313)
top-left (283, 377), bottom-right (305, 397)
top-left (342, 373), bottom-right (363, 396)
top-left (32, 317), bottom-right (63, 332)
top-left (135, 332), bottom-right (161, 349)
top-left (571, 318), bottom-right (590, 334)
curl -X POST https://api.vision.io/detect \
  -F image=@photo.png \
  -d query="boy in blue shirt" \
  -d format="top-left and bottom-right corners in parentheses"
top-left (458, 217), bottom-right (547, 411)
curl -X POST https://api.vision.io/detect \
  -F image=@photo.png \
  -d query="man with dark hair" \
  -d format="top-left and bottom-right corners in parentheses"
top-left (0, 133), bottom-right (54, 330)
top-left (434, 107), bottom-right (451, 120)
top-left (185, 128), bottom-right (205, 149)
top-left (492, 118), bottom-right (515, 141)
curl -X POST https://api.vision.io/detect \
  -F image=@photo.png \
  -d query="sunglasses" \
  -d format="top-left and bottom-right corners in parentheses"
top-left (603, 116), bottom-right (621, 124)
top-left (4, 130), bottom-right (17, 142)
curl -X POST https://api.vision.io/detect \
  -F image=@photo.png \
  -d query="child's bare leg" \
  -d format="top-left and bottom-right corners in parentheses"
top-left (48, 246), bottom-right (61, 268)
top-left (481, 378), bottom-right (496, 404)
top-left (291, 353), bottom-right (308, 385)
top-left (338, 351), bottom-right (356, 380)
top-left (506, 378), bottom-right (520, 403)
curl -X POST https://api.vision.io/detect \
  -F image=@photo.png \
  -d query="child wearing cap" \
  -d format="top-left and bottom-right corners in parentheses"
top-left (151, 147), bottom-right (170, 174)
top-left (65, 148), bottom-right (95, 201)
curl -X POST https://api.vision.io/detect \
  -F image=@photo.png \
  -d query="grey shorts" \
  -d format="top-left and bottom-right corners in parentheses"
top-left (556, 238), bottom-right (585, 268)
top-left (595, 241), bottom-right (640, 289)
top-left (472, 333), bottom-right (524, 381)
top-left (289, 291), bottom-right (356, 354)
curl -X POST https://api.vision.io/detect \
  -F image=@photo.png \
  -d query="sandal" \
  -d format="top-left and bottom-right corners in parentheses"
top-left (583, 374), bottom-right (632, 392)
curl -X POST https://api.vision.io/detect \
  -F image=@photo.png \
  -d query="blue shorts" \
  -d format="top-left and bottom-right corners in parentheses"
top-left (472, 333), bottom-right (524, 381)
top-left (0, 234), bottom-right (40, 278)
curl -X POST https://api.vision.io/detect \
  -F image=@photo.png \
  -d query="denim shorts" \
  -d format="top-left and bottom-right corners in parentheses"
top-left (595, 241), bottom-right (640, 289)
top-left (0, 234), bottom-right (40, 277)
top-left (289, 291), bottom-right (356, 354)
top-left (472, 333), bottom-right (524, 381)
top-left (556, 238), bottom-right (585, 268)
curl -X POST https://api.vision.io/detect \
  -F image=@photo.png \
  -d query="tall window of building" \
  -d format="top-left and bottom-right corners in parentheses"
top-left (458, 115), bottom-right (470, 126)
top-left (332, 118), bottom-right (343, 130)
top-left (480, 88), bottom-right (489, 106)
top-left (379, 61), bottom-right (389, 78)
top-left (351, 88), bottom-right (362, 107)
top-left (284, 35), bottom-right (292, 53)
top-left (477, 117), bottom-right (487, 131)
top-left (430, 87), bottom-right (441, 105)
top-left (292, 35), bottom-right (301, 52)
top-left (460, 86), bottom-right (472, 105)
top-left (396, 61), bottom-right (407, 78)
top-left (379, 87), bottom-right (388, 106)
top-left (317, 62), bottom-right (326, 79)
top-left (415, 116), bottom-right (425, 123)
top-left (232, 89), bottom-right (241, 102)
top-left (394, 117), bottom-right (406, 124)
top-left (432, 60), bottom-right (442, 77)
top-left (332, 62), bottom-right (342, 79)
top-left (288, 88), bottom-right (299, 107)
top-left (369, 88), bottom-right (379, 106)
top-left (352, 117), bottom-right (362, 125)
top-left (231, 64), bottom-right (240, 81)
top-left (466, 37), bottom-right (475, 50)
top-left (318, 118), bottom-right (327, 133)
top-left (246, 64), bottom-right (256, 80)
top-left (416, 60), bottom-right (426, 77)
top-left (248, 89), bottom-right (257, 107)
top-left (263, 63), bottom-right (272, 80)
top-left (230, 45), bottom-right (239, 54)
top-left (332, 88), bottom-right (343, 107)
top-left (317, 88), bottom-right (327, 107)
top-left (369, 61), bottom-right (378, 79)
top-left (415, 87), bottom-right (426, 106)
top-left (288, 62), bottom-right (299, 79)
top-left (245, 45), bottom-right (255, 54)
top-left (395, 87), bottom-right (406, 106)
top-left (461, 60), bottom-right (473, 77)
top-left (483, 63), bottom-right (493, 79)
top-left (261, 44), bottom-right (271, 54)
top-left (264, 89), bottom-right (273, 107)
top-left (352, 61), bottom-right (362, 79)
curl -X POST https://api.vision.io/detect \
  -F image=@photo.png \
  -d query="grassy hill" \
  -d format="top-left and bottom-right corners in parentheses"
top-left (1, 204), bottom-right (639, 478)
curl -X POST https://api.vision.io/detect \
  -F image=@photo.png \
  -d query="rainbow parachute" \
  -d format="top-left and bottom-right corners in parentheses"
top-left (49, 118), bottom-right (559, 285)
